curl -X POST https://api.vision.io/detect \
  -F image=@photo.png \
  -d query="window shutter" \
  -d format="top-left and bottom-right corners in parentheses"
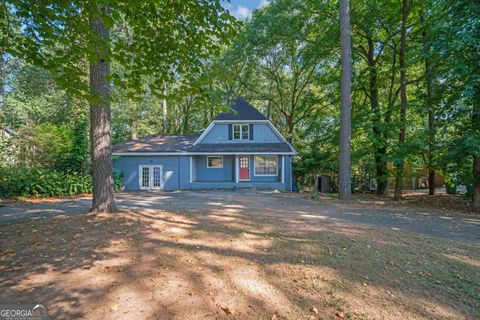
top-left (249, 124), bottom-right (254, 140)
top-left (228, 124), bottom-right (232, 140)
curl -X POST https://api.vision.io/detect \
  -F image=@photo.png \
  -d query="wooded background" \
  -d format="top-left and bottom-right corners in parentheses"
top-left (0, 0), bottom-right (478, 209)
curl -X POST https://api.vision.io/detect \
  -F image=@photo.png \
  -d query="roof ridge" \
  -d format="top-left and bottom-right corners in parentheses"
top-left (214, 97), bottom-right (268, 121)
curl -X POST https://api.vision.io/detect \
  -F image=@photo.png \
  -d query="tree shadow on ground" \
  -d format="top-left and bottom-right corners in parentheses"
top-left (1, 196), bottom-right (479, 319)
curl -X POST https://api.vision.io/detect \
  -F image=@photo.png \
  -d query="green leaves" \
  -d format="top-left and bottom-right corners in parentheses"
top-left (0, 167), bottom-right (123, 197)
top-left (6, 0), bottom-right (237, 101)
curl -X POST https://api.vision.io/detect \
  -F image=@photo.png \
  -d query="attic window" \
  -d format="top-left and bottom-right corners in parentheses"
top-left (233, 124), bottom-right (249, 140)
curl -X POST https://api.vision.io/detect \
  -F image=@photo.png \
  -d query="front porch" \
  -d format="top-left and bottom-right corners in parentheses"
top-left (189, 181), bottom-right (287, 190)
top-left (189, 154), bottom-right (289, 190)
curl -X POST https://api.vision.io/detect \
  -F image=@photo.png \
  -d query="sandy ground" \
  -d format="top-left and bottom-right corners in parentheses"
top-left (0, 190), bottom-right (479, 243)
top-left (0, 190), bottom-right (479, 319)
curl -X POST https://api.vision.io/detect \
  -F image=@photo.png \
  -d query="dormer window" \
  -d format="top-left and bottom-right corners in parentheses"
top-left (233, 124), bottom-right (249, 140)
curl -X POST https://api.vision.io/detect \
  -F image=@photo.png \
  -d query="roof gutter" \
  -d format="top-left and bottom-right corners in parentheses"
top-left (112, 151), bottom-right (296, 156)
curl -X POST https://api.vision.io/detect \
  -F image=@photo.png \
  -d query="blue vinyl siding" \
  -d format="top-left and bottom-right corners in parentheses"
top-left (190, 181), bottom-right (287, 190)
top-left (284, 155), bottom-right (293, 191)
top-left (179, 156), bottom-right (191, 189)
top-left (201, 123), bottom-right (282, 144)
top-left (113, 154), bottom-right (292, 191)
top-left (113, 155), bottom-right (190, 191)
top-left (194, 156), bottom-right (234, 182)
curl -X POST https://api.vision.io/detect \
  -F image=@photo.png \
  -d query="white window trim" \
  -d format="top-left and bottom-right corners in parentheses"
top-left (138, 165), bottom-right (163, 189)
top-left (254, 155), bottom-right (278, 176)
top-left (189, 156), bottom-right (193, 183)
top-left (238, 155), bottom-right (250, 181)
top-left (233, 124), bottom-right (249, 140)
top-left (207, 156), bottom-right (224, 168)
top-left (139, 165), bottom-right (150, 190)
top-left (235, 155), bottom-right (239, 183)
top-left (193, 120), bottom-right (297, 155)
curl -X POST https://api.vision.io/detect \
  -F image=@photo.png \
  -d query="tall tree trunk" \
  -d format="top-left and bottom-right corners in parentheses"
top-left (0, 5), bottom-right (9, 120)
top-left (287, 115), bottom-right (295, 143)
top-left (89, 9), bottom-right (117, 213)
top-left (130, 116), bottom-right (138, 140)
top-left (0, 55), bottom-right (4, 123)
top-left (0, 54), bottom-right (4, 115)
top-left (338, 0), bottom-right (352, 200)
top-left (394, 0), bottom-right (411, 201)
top-left (162, 83), bottom-right (168, 134)
top-left (473, 84), bottom-right (480, 210)
top-left (182, 97), bottom-right (191, 134)
top-left (267, 99), bottom-right (271, 119)
top-left (421, 10), bottom-right (436, 196)
top-left (367, 35), bottom-right (388, 195)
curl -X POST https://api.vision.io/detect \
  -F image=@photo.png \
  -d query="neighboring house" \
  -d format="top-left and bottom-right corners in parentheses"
top-left (387, 162), bottom-right (444, 189)
top-left (112, 97), bottom-right (296, 191)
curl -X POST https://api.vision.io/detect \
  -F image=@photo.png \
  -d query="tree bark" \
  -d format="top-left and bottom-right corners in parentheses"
top-left (162, 83), bottom-right (168, 134)
top-left (473, 84), bottom-right (480, 210)
top-left (0, 3), bottom-right (9, 119)
top-left (182, 97), bottom-right (192, 134)
top-left (474, 157), bottom-right (480, 210)
top-left (89, 9), bottom-right (117, 213)
top-left (338, 0), bottom-right (352, 200)
top-left (366, 35), bottom-right (388, 195)
top-left (394, 0), bottom-right (411, 201)
top-left (287, 115), bottom-right (295, 143)
top-left (130, 116), bottom-right (138, 140)
top-left (421, 10), bottom-right (436, 196)
top-left (0, 55), bottom-right (4, 120)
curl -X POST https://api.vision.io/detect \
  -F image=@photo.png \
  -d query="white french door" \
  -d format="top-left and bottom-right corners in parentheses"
top-left (139, 165), bottom-right (163, 190)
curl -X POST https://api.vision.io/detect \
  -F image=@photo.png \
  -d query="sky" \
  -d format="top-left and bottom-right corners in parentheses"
top-left (221, 0), bottom-right (269, 20)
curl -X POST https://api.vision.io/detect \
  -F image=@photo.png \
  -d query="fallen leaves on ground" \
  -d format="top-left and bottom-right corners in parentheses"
top-left (221, 306), bottom-right (234, 315)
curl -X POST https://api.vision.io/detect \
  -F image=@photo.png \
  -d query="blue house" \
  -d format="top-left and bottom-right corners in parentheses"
top-left (112, 97), bottom-right (296, 191)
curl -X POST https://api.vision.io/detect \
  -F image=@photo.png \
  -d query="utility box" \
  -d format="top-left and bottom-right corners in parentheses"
top-left (316, 175), bottom-right (331, 193)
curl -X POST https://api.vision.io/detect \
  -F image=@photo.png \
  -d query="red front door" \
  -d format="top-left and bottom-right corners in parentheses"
top-left (239, 156), bottom-right (250, 180)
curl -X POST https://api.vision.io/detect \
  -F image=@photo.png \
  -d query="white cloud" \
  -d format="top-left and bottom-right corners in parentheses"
top-left (259, 0), bottom-right (270, 8)
top-left (232, 5), bottom-right (252, 20)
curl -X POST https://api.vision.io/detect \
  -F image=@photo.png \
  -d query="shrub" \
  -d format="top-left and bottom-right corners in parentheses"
top-left (0, 168), bottom-right (122, 198)
top-left (10, 123), bottom-right (89, 173)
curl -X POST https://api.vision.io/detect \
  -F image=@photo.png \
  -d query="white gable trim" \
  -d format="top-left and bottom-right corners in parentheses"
top-left (266, 121), bottom-right (297, 154)
top-left (193, 120), bottom-right (297, 154)
top-left (193, 121), bottom-right (216, 145)
top-left (193, 120), bottom-right (269, 145)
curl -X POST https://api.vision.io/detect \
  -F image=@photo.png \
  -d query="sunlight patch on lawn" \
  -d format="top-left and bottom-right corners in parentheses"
top-left (230, 265), bottom-right (295, 316)
top-left (442, 253), bottom-right (480, 268)
top-left (299, 214), bottom-right (329, 219)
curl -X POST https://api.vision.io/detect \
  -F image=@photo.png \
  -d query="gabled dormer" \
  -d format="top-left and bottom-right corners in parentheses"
top-left (194, 97), bottom-right (293, 149)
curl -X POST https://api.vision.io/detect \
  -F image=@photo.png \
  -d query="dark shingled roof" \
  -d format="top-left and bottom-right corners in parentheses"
top-left (112, 135), bottom-right (198, 153)
top-left (112, 98), bottom-right (294, 154)
top-left (214, 96), bottom-right (268, 121)
top-left (112, 136), bottom-right (293, 154)
top-left (190, 143), bottom-right (292, 153)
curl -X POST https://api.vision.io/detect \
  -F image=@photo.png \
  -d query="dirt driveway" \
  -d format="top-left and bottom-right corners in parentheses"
top-left (1, 190), bottom-right (479, 319)
top-left (1, 190), bottom-right (479, 243)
